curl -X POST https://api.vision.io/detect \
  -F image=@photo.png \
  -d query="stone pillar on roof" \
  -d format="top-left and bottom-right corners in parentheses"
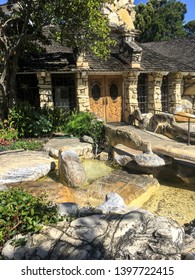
top-left (102, 0), bottom-right (136, 31)
top-left (123, 71), bottom-right (139, 122)
top-left (168, 72), bottom-right (183, 112)
top-left (76, 53), bottom-right (89, 69)
top-left (37, 72), bottom-right (54, 108)
top-left (76, 71), bottom-right (90, 112)
top-left (148, 72), bottom-right (163, 113)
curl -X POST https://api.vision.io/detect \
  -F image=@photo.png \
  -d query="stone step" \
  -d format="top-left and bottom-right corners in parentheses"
top-left (43, 137), bottom-right (93, 159)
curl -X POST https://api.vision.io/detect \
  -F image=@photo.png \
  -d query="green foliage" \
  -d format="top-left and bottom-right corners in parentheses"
top-left (0, 0), bottom-right (114, 112)
top-left (0, 188), bottom-right (60, 249)
top-left (0, 139), bottom-right (44, 152)
top-left (53, 0), bottom-right (114, 59)
top-left (8, 104), bottom-right (69, 137)
top-left (40, 106), bottom-right (70, 133)
top-left (64, 110), bottom-right (105, 144)
top-left (184, 20), bottom-right (195, 36)
top-left (0, 119), bottom-right (18, 144)
top-left (135, 0), bottom-right (187, 42)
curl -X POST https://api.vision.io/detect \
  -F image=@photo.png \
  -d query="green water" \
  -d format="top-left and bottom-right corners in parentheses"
top-left (128, 182), bottom-right (195, 226)
top-left (82, 159), bottom-right (117, 184)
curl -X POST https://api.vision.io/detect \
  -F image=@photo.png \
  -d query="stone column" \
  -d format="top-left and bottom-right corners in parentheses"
top-left (148, 72), bottom-right (163, 113)
top-left (76, 71), bottom-right (90, 112)
top-left (123, 71), bottom-right (139, 122)
top-left (168, 73), bottom-right (183, 112)
top-left (37, 72), bottom-right (54, 108)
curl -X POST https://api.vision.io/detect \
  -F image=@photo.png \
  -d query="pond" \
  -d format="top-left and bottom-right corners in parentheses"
top-left (81, 160), bottom-right (195, 226)
top-left (9, 158), bottom-right (195, 226)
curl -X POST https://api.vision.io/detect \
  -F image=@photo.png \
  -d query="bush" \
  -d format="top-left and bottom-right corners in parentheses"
top-left (0, 119), bottom-right (18, 144)
top-left (64, 110), bottom-right (105, 144)
top-left (0, 188), bottom-right (60, 249)
top-left (8, 104), bottom-right (52, 137)
top-left (8, 103), bottom-right (70, 137)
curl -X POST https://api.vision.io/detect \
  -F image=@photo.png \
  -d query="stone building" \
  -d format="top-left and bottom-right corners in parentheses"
top-left (1, 0), bottom-right (195, 123)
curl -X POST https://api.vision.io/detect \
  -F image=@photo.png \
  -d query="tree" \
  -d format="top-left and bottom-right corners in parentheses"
top-left (134, 0), bottom-right (187, 42)
top-left (0, 0), bottom-right (113, 113)
top-left (184, 20), bottom-right (195, 36)
top-left (52, 0), bottom-right (113, 59)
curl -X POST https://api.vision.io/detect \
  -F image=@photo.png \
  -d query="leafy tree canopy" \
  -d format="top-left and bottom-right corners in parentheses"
top-left (134, 0), bottom-right (187, 42)
top-left (184, 20), bottom-right (195, 37)
top-left (0, 0), bottom-right (113, 111)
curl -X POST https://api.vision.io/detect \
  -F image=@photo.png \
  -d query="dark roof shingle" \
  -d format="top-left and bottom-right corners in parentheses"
top-left (140, 37), bottom-right (195, 72)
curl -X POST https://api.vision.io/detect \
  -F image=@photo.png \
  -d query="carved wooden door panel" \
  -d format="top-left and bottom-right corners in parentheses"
top-left (89, 75), bottom-right (122, 122)
top-left (89, 76), bottom-right (105, 119)
top-left (105, 76), bottom-right (122, 123)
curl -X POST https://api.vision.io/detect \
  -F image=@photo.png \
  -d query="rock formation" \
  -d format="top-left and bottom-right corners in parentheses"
top-left (1, 193), bottom-right (184, 260)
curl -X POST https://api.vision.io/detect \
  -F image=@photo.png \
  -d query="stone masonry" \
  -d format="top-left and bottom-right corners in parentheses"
top-left (148, 73), bottom-right (163, 113)
top-left (37, 72), bottom-right (54, 108)
top-left (168, 73), bottom-right (183, 112)
top-left (76, 71), bottom-right (90, 112)
top-left (123, 71), bottom-right (139, 122)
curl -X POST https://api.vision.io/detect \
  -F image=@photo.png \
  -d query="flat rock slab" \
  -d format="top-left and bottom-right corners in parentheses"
top-left (9, 180), bottom-right (75, 204)
top-left (0, 151), bottom-right (56, 185)
top-left (106, 124), bottom-right (195, 163)
top-left (43, 138), bottom-right (93, 159)
top-left (80, 170), bottom-right (159, 206)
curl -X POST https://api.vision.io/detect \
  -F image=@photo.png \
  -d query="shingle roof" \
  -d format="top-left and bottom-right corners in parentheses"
top-left (18, 51), bottom-right (76, 72)
top-left (18, 37), bottom-right (76, 72)
top-left (18, 30), bottom-right (195, 73)
top-left (18, 39), bottom-right (135, 73)
top-left (86, 53), bottom-right (134, 72)
top-left (140, 37), bottom-right (195, 72)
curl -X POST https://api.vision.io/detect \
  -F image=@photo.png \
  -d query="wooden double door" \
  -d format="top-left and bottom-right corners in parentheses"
top-left (89, 75), bottom-right (122, 122)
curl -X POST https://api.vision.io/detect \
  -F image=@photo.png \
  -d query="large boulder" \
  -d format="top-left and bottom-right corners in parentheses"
top-left (58, 150), bottom-right (87, 187)
top-left (1, 193), bottom-right (184, 260)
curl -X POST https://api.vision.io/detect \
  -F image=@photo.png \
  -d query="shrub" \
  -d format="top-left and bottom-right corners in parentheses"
top-left (8, 104), bottom-right (52, 137)
top-left (0, 119), bottom-right (18, 143)
top-left (0, 188), bottom-right (60, 249)
top-left (41, 106), bottom-right (70, 133)
top-left (64, 110), bottom-right (105, 144)
top-left (8, 103), bottom-right (70, 137)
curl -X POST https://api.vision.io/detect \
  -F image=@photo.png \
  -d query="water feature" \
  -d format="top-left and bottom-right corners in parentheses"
top-left (129, 181), bottom-right (195, 226)
top-left (75, 160), bottom-right (195, 225)
top-left (7, 158), bottom-right (195, 226)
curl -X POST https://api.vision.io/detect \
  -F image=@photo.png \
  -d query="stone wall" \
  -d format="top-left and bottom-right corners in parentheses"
top-left (123, 71), bottom-right (139, 122)
top-left (148, 73), bottom-right (163, 112)
top-left (183, 73), bottom-right (195, 112)
top-left (37, 72), bottom-right (54, 108)
top-left (76, 72), bottom-right (90, 112)
top-left (168, 73), bottom-right (183, 112)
